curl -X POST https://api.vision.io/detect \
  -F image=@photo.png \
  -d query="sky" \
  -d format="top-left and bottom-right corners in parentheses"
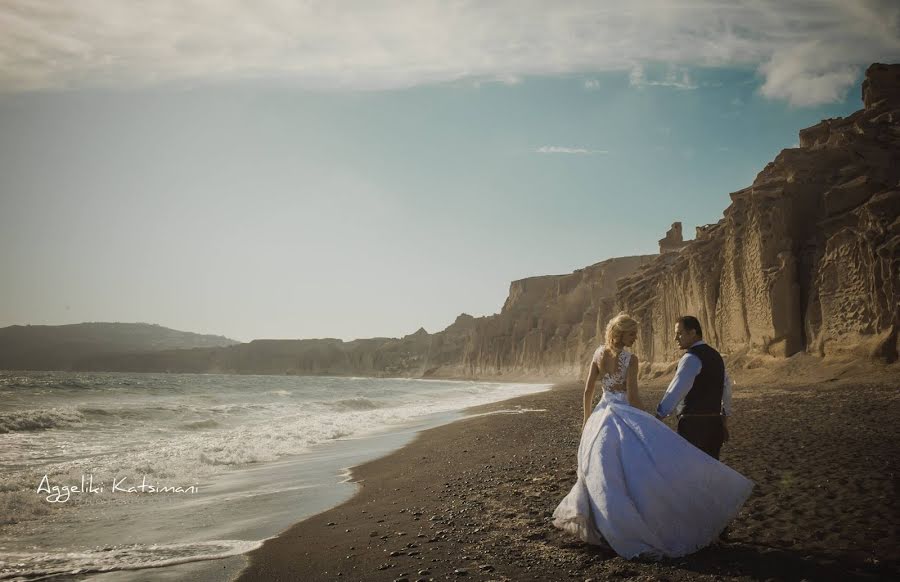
top-left (1, 1), bottom-right (898, 342)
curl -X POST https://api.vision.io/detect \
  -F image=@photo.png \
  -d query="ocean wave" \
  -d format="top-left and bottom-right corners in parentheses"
top-left (77, 407), bottom-right (114, 416)
top-left (0, 539), bottom-right (263, 581)
top-left (76, 406), bottom-right (168, 422)
top-left (324, 397), bottom-right (383, 411)
top-left (0, 489), bottom-right (53, 525)
top-left (0, 408), bottom-right (85, 434)
top-left (2, 376), bottom-right (554, 495)
top-left (180, 419), bottom-right (221, 430)
top-left (58, 378), bottom-right (91, 389)
top-left (198, 450), bottom-right (265, 466)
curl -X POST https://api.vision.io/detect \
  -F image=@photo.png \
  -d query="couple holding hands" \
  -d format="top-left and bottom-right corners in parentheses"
top-left (552, 313), bottom-right (753, 559)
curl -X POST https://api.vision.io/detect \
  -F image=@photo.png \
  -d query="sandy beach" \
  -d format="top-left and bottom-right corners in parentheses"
top-left (234, 373), bottom-right (900, 582)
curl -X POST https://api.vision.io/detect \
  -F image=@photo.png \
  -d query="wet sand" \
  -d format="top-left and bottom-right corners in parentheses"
top-left (235, 378), bottom-right (899, 581)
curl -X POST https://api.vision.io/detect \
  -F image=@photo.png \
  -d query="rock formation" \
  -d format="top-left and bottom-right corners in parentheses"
top-left (659, 222), bottom-right (690, 253)
top-left (618, 63), bottom-right (899, 369)
top-left (444, 255), bottom-right (656, 378)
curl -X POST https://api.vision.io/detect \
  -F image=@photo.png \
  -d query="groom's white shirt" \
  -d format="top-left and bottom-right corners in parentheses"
top-left (656, 340), bottom-right (733, 419)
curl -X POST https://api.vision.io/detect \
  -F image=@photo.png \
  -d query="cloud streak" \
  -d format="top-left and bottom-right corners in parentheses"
top-left (629, 65), bottom-right (698, 90)
top-left (1, 0), bottom-right (898, 105)
top-left (536, 146), bottom-right (608, 155)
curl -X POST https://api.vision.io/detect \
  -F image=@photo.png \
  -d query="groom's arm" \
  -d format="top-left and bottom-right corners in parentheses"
top-left (655, 353), bottom-right (701, 419)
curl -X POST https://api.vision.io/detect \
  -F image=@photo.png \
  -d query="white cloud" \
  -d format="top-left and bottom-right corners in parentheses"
top-left (498, 74), bottom-right (522, 86)
top-left (629, 64), bottom-right (698, 90)
top-left (758, 41), bottom-right (864, 106)
top-left (584, 79), bottom-right (600, 89)
top-left (536, 146), bottom-right (608, 155)
top-left (1, 0), bottom-right (898, 105)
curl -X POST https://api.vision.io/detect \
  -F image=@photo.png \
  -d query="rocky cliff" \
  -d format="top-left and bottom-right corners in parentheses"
top-left (618, 63), bottom-right (899, 370)
top-left (74, 255), bottom-right (655, 379)
top-left (443, 255), bottom-right (656, 378)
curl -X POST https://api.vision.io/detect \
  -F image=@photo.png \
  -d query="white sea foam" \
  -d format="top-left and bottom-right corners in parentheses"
top-left (0, 371), bottom-right (553, 580)
top-left (0, 539), bottom-right (263, 580)
top-left (0, 407), bottom-right (86, 434)
top-left (2, 373), bottom-right (551, 507)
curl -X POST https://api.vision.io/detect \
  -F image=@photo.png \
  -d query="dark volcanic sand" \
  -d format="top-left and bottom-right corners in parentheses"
top-left (235, 380), bottom-right (899, 581)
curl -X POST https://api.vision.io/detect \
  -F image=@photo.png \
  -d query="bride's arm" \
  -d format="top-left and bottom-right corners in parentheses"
top-left (626, 354), bottom-right (642, 410)
top-left (583, 361), bottom-right (599, 429)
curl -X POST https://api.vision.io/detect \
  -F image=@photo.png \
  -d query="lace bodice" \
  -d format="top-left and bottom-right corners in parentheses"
top-left (592, 345), bottom-right (632, 394)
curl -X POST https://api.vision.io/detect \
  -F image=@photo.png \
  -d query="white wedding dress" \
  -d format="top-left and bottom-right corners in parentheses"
top-left (552, 346), bottom-right (754, 559)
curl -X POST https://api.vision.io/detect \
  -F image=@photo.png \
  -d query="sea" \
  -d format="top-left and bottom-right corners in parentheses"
top-left (0, 371), bottom-right (551, 581)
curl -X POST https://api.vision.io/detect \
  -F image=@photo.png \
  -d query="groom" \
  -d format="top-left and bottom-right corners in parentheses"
top-left (655, 315), bottom-right (733, 460)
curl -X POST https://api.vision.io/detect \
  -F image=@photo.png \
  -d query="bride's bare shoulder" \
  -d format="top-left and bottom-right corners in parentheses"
top-left (591, 346), bottom-right (609, 372)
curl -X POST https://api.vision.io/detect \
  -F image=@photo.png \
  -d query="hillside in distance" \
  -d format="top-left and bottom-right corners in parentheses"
top-left (0, 322), bottom-right (239, 371)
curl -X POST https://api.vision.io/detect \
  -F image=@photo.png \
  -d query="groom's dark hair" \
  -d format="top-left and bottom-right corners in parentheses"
top-left (678, 315), bottom-right (703, 338)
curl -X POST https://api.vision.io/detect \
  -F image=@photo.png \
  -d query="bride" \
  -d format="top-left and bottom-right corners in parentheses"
top-left (552, 313), bottom-right (754, 559)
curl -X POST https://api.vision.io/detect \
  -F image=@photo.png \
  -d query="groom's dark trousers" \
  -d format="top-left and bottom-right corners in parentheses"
top-left (677, 415), bottom-right (725, 460)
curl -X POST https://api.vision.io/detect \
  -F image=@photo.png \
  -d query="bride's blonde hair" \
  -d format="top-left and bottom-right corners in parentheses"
top-left (604, 312), bottom-right (639, 355)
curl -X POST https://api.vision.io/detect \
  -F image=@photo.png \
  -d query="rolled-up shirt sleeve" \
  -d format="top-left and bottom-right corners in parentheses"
top-left (722, 370), bottom-right (733, 416)
top-left (656, 353), bottom-right (701, 418)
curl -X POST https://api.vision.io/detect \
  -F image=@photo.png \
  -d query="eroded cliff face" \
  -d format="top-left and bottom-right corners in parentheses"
top-left (618, 63), bottom-right (900, 369)
top-left (443, 255), bottom-right (656, 378)
top-left (76, 255), bottom-right (654, 379)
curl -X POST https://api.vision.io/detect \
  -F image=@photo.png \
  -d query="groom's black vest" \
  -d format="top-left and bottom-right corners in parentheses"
top-left (682, 343), bottom-right (725, 415)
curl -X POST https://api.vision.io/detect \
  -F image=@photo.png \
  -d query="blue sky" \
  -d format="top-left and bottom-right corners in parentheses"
top-left (0, 2), bottom-right (897, 342)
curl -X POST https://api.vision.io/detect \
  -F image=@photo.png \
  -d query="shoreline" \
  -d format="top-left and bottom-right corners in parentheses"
top-left (233, 377), bottom-right (899, 582)
top-left (232, 380), bottom-right (576, 582)
top-left (2, 373), bottom-right (556, 582)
